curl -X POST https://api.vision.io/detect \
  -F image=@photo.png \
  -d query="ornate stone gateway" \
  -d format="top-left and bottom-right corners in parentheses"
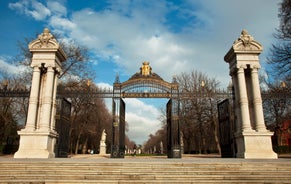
top-left (1, 28), bottom-right (279, 159)
top-left (111, 62), bottom-right (181, 158)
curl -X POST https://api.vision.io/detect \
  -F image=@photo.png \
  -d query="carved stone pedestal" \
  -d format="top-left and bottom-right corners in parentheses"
top-left (99, 144), bottom-right (106, 155)
top-left (14, 130), bottom-right (58, 158)
top-left (235, 131), bottom-right (277, 159)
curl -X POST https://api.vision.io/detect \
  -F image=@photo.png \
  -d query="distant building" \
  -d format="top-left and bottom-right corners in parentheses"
top-left (271, 120), bottom-right (291, 148)
top-left (280, 120), bottom-right (291, 147)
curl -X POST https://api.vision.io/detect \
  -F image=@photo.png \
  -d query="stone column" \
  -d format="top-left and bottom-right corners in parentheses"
top-left (236, 66), bottom-right (252, 132)
top-left (50, 73), bottom-right (59, 131)
top-left (250, 65), bottom-right (266, 131)
top-left (39, 66), bottom-right (55, 131)
top-left (231, 74), bottom-right (242, 133)
top-left (25, 66), bottom-right (41, 130)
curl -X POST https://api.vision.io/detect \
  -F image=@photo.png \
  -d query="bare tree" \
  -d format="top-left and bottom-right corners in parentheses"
top-left (63, 79), bottom-right (112, 154)
top-left (143, 127), bottom-right (166, 154)
top-left (267, 0), bottom-right (291, 82)
top-left (0, 75), bottom-right (29, 154)
top-left (263, 80), bottom-right (291, 147)
top-left (177, 70), bottom-right (221, 154)
top-left (144, 70), bottom-right (222, 155)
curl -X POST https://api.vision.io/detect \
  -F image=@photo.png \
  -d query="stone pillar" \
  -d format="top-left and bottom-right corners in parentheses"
top-left (236, 66), bottom-right (252, 132)
top-left (14, 28), bottom-right (66, 158)
top-left (39, 67), bottom-right (55, 131)
top-left (231, 74), bottom-right (242, 133)
top-left (224, 30), bottom-right (277, 159)
top-left (50, 74), bottom-right (59, 131)
top-left (250, 65), bottom-right (266, 131)
top-left (25, 66), bottom-right (41, 130)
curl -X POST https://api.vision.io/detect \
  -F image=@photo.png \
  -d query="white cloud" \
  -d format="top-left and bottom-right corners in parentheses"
top-left (30, 1), bottom-right (51, 20)
top-left (9, 0), bottom-right (51, 21)
top-left (47, 1), bottom-right (67, 17)
top-left (126, 112), bottom-right (160, 145)
top-left (49, 16), bottom-right (76, 30)
top-left (0, 56), bottom-right (27, 76)
top-left (124, 98), bottom-right (162, 144)
top-left (125, 98), bottom-right (160, 117)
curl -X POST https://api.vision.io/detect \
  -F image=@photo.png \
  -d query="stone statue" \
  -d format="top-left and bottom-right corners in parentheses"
top-left (102, 130), bottom-right (106, 140)
top-left (99, 129), bottom-right (107, 155)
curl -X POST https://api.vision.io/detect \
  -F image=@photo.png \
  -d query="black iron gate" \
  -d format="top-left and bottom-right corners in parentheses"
top-left (110, 62), bottom-right (182, 158)
top-left (55, 98), bottom-right (71, 158)
top-left (217, 99), bottom-right (235, 158)
top-left (167, 99), bottom-right (181, 158)
top-left (111, 98), bottom-right (126, 158)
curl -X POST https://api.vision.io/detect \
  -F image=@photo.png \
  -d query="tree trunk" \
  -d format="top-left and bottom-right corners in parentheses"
top-left (213, 117), bottom-right (221, 155)
top-left (210, 98), bottom-right (221, 155)
top-left (75, 131), bottom-right (82, 154)
top-left (82, 137), bottom-right (88, 154)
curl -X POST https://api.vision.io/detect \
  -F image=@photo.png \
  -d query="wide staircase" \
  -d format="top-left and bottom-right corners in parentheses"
top-left (0, 157), bottom-right (291, 183)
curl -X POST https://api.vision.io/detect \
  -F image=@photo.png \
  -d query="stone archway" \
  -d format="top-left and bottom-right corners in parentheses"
top-left (110, 62), bottom-right (181, 158)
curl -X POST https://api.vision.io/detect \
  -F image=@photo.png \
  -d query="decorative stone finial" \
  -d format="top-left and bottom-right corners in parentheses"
top-left (37, 28), bottom-right (56, 47)
top-left (235, 29), bottom-right (254, 47)
top-left (224, 30), bottom-right (263, 64)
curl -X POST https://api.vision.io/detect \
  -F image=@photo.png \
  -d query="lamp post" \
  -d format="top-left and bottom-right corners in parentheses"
top-left (199, 80), bottom-right (205, 154)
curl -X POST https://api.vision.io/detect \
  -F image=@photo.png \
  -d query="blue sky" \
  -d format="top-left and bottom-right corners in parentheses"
top-left (0, 0), bottom-right (279, 144)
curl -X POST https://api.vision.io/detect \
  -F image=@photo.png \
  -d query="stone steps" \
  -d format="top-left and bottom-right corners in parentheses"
top-left (0, 158), bottom-right (291, 183)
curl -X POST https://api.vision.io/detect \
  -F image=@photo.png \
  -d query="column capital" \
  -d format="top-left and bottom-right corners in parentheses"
top-left (46, 66), bottom-right (55, 72)
top-left (237, 64), bottom-right (247, 71)
top-left (250, 64), bottom-right (261, 70)
top-left (229, 64), bottom-right (247, 76)
top-left (55, 66), bottom-right (62, 75)
top-left (30, 63), bottom-right (42, 68)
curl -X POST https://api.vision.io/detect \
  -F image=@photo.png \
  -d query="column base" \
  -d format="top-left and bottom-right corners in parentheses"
top-left (235, 131), bottom-right (278, 159)
top-left (99, 144), bottom-right (106, 155)
top-left (14, 129), bottom-right (58, 158)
